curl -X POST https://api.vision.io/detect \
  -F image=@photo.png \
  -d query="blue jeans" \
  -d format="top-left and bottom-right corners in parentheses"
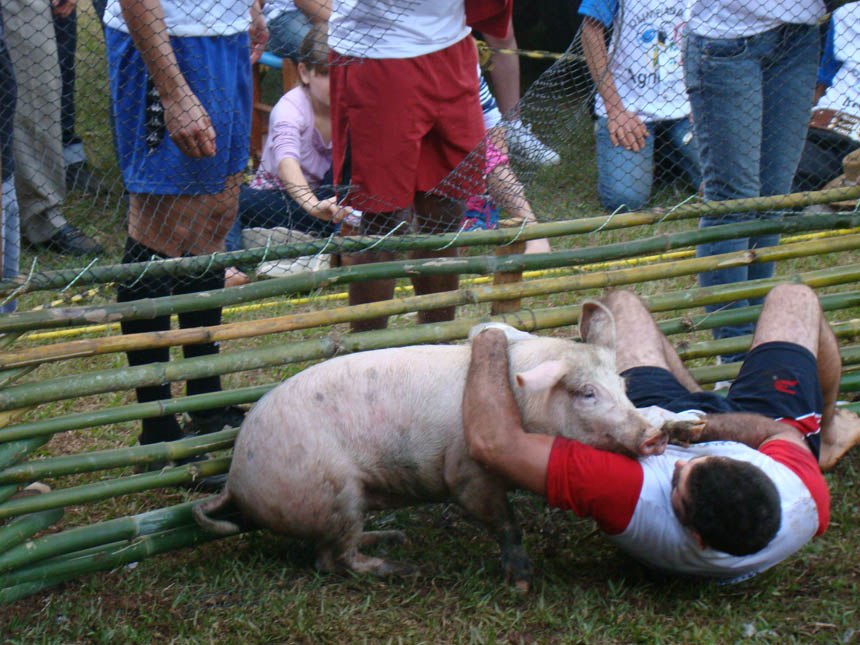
top-left (684, 23), bottom-right (819, 357)
top-left (595, 116), bottom-right (701, 212)
top-left (226, 180), bottom-right (336, 252)
top-left (266, 9), bottom-right (311, 59)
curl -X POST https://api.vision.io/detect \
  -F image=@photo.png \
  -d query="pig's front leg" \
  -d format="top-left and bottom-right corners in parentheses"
top-left (450, 467), bottom-right (533, 592)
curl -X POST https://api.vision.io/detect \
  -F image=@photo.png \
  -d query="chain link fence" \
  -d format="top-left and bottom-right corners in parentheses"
top-left (0, 0), bottom-right (857, 307)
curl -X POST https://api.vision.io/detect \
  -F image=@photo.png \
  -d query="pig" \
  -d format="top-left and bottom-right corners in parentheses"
top-left (193, 301), bottom-right (667, 589)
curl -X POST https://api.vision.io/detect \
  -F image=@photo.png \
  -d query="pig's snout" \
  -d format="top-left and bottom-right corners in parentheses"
top-left (637, 426), bottom-right (668, 456)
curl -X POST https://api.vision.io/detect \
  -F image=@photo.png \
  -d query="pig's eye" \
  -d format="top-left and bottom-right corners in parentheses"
top-left (579, 385), bottom-right (597, 400)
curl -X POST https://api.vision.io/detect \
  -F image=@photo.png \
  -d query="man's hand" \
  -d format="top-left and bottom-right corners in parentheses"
top-left (52, 0), bottom-right (77, 19)
top-left (163, 88), bottom-right (216, 158)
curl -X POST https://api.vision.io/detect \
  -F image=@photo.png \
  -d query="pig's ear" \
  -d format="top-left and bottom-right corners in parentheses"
top-left (515, 360), bottom-right (568, 392)
top-left (579, 300), bottom-right (616, 351)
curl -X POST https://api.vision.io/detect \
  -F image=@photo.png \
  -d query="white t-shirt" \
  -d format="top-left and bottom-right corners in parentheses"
top-left (581, 0), bottom-right (691, 122)
top-left (685, 0), bottom-right (825, 39)
top-left (329, 0), bottom-right (471, 59)
top-left (816, 3), bottom-right (860, 134)
top-left (609, 442), bottom-right (820, 583)
top-left (104, 0), bottom-right (252, 36)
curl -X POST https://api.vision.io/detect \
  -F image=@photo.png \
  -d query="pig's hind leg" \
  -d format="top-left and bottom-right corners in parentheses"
top-left (312, 483), bottom-right (415, 577)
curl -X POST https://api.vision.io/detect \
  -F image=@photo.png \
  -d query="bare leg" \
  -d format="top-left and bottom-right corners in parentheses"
top-left (411, 192), bottom-right (463, 324)
top-left (342, 249), bottom-right (397, 332)
top-left (751, 284), bottom-right (860, 470)
top-left (594, 290), bottom-right (702, 392)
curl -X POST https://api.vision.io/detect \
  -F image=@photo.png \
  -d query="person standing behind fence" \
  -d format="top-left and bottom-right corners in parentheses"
top-left (1, 0), bottom-right (103, 256)
top-left (329, 0), bottom-right (496, 332)
top-left (0, 12), bottom-right (19, 314)
top-left (683, 0), bottom-right (824, 366)
top-left (793, 3), bottom-right (860, 194)
top-left (103, 0), bottom-right (267, 468)
top-left (579, 0), bottom-right (700, 212)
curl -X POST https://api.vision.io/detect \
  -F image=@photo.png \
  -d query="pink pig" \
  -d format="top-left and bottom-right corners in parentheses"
top-left (194, 301), bottom-right (666, 589)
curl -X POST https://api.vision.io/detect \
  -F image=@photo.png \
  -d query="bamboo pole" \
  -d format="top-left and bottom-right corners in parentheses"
top-left (0, 428), bottom-right (237, 484)
top-left (0, 500), bottom-right (236, 574)
top-left (2, 211), bottom-right (859, 334)
top-left (0, 508), bottom-right (64, 554)
top-left (0, 523), bottom-right (224, 594)
top-left (4, 229), bottom-right (860, 372)
top-left (0, 385), bottom-right (270, 444)
top-left (3, 186), bottom-right (859, 298)
top-left (2, 242), bottom-right (860, 414)
top-left (0, 456), bottom-right (229, 521)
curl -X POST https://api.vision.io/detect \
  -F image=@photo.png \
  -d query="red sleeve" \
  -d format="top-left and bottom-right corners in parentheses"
top-left (545, 436), bottom-right (643, 535)
top-left (760, 439), bottom-right (830, 535)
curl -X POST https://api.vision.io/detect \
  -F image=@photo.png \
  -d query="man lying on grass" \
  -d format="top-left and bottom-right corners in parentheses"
top-left (463, 284), bottom-right (860, 582)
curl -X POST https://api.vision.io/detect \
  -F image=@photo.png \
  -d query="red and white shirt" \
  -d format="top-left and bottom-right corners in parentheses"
top-left (546, 437), bottom-right (828, 583)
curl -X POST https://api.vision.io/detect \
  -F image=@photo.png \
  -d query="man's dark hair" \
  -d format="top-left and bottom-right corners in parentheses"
top-left (684, 457), bottom-right (781, 556)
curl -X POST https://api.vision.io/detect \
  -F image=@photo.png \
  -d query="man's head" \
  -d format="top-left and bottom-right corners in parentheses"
top-left (672, 456), bottom-right (781, 555)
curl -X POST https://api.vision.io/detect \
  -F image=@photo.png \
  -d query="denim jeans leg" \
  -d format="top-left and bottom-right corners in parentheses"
top-left (752, 24), bottom-right (819, 297)
top-left (266, 9), bottom-right (312, 59)
top-left (595, 117), bottom-right (655, 212)
top-left (685, 31), bottom-right (768, 352)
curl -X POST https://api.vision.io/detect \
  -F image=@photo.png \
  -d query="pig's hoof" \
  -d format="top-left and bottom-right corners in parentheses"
top-left (360, 529), bottom-right (407, 547)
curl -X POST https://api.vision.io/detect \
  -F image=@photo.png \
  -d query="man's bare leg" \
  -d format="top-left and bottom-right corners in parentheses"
top-left (594, 289), bottom-right (702, 392)
top-left (751, 284), bottom-right (860, 470)
top-left (410, 192), bottom-right (462, 324)
top-left (342, 249), bottom-right (397, 332)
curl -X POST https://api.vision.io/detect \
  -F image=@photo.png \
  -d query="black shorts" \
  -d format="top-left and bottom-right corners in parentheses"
top-left (622, 342), bottom-right (823, 457)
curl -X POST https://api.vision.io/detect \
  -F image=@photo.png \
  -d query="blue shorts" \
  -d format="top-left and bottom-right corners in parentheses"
top-left (106, 28), bottom-right (252, 195)
top-left (623, 342), bottom-right (823, 457)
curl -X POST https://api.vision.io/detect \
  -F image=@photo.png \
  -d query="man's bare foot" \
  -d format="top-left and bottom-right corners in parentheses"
top-left (820, 408), bottom-right (860, 472)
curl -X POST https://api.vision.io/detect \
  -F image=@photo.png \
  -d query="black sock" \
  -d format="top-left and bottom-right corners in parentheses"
top-left (176, 267), bottom-right (225, 397)
top-left (117, 237), bottom-right (182, 444)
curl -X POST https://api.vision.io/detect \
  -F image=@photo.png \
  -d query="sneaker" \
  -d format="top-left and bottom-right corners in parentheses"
top-left (256, 253), bottom-right (330, 279)
top-left (38, 223), bottom-right (103, 256)
top-left (505, 120), bottom-right (561, 167)
top-left (184, 406), bottom-right (247, 436)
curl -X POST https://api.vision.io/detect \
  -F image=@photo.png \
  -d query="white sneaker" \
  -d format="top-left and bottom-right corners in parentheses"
top-left (256, 253), bottom-right (330, 279)
top-left (505, 120), bottom-right (561, 167)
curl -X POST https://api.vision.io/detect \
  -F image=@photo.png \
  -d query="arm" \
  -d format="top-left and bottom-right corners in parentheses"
top-left (697, 412), bottom-right (809, 451)
top-left (463, 329), bottom-right (554, 495)
top-left (296, 0), bottom-right (330, 23)
top-left (580, 17), bottom-right (647, 152)
top-left (276, 156), bottom-right (350, 224)
top-left (249, 0), bottom-right (268, 64)
top-left (119, 0), bottom-right (215, 158)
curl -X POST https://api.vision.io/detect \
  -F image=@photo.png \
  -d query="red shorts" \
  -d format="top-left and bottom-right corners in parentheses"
top-left (330, 36), bottom-right (485, 215)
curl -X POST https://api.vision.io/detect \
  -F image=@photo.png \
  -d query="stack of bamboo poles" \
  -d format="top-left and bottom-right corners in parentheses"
top-left (1, 190), bottom-right (859, 602)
